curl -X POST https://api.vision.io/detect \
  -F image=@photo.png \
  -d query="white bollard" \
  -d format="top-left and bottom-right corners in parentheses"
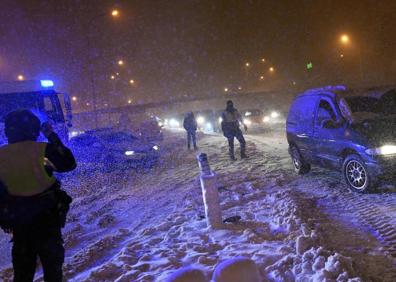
top-left (197, 153), bottom-right (222, 229)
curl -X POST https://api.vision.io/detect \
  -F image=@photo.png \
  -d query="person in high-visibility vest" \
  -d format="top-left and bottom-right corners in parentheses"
top-left (220, 100), bottom-right (248, 160)
top-left (0, 109), bottom-right (76, 282)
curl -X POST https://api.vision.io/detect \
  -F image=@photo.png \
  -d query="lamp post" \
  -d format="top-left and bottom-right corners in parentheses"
top-left (87, 9), bottom-right (120, 129)
top-left (339, 34), bottom-right (363, 82)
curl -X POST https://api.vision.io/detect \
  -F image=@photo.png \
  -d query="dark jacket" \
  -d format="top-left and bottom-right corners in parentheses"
top-left (183, 114), bottom-right (197, 131)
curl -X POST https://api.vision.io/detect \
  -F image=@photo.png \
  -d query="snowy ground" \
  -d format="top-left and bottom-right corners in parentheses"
top-left (0, 127), bottom-right (395, 281)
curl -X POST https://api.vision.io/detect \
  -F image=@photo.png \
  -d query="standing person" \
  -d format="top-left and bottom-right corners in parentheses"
top-left (183, 112), bottom-right (198, 150)
top-left (0, 109), bottom-right (76, 282)
top-left (221, 100), bottom-right (248, 160)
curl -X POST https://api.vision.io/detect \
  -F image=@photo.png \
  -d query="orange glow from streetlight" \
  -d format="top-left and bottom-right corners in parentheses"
top-left (17, 75), bottom-right (24, 81)
top-left (111, 9), bottom-right (119, 17)
top-left (110, 75), bottom-right (115, 80)
top-left (269, 67), bottom-right (274, 72)
top-left (340, 54), bottom-right (344, 58)
top-left (238, 86), bottom-right (242, 90)
top-left (118, 60), bottom-right (124, 66)
top-left (224, 87), bottom-right (229, 92)
top-left (340, 34), bottom-right (349, 44)
top-left (129, 79), bottom-right (135, 84)
top-left (261, 58), bottom-right (266, 62)
top-left (128, 99), bottom-right (132, 104)
top-left (245, 62), bottom-right (250, 67)
top-left (260, 75), bottom-right (264, 80)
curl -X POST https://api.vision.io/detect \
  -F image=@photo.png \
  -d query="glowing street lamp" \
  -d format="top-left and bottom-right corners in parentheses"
top-left (340, 34), bottom-right (350, 44)
top-left (128, 99), bottom-right (132, 104)
top-left (260, 75), bottom-right (264, 80)
top-left (111, 9), bottom-right (120, 17)
top-left (117, 60), bottom-right (124, 66)
top-left (261, 58), bottom-right (266, 62)
top-left (245, 62), bottom-right (250, 67)
top-left (72, 96), bottom-right (77, 102)
top-left (17, 75), bottom-right (24, 81)
top-left (238, 86), bottom-right (242, 90)
top-left (224, 87), bottom-right (229, 92)
top-left (129, 79), bottom-right (135, 84)
top-left (110, 75), bottom-right (115, 80)
top-left (269, 67), bottom-right (274, 72)
top-left (340, 54), bottom-right (344, 58)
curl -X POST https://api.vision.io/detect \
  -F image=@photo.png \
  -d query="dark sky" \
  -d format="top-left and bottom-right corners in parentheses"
top-left (1, 0), bottom-right (396, 109)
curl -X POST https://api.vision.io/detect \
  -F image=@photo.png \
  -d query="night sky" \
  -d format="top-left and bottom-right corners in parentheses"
top-left (1, 0), bottom-right (396, 109)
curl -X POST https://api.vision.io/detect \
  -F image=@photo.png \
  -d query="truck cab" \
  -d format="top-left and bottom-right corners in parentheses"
top-left (0, 80), bottom-right (72, 145)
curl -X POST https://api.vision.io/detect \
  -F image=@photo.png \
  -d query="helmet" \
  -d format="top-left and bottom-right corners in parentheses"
top-left (4, 110), bottom-right (41, 143)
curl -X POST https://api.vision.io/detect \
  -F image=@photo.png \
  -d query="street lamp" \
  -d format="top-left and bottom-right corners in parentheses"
top-left (260, 75), bottom-right (264, 80)
top-left (110, 75), bottom-right (115, 80)
top-left (128, 99), bottom-right (132, 104)
top-left (117, 60), bottom-right (124, 66)
top-left (129, 79), bottom-right (135, 84)
top-left (338, 34), bottom-right (363, 81)
top-left (17, 75), bottom-right (24, 81)
top-left (111, 9), bottom-right (120, 17)
top-left (261, 58), bottom-right (266, 62)
top-left (224, 87), bottom-right (229, 92)
top-left (245, 62), bottom-right (250, 67)
top-left (340, 34), bottom-right (350, 45)
top-left (72, 96), bottom-right (77, 102)
top-left (87, 8), bottom-right (120, 129)
top-left (269, 67), bottom-right (274, 72)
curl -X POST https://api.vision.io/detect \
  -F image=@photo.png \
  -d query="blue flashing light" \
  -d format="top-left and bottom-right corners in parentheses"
top-left (40, 80), bottom-right (54, 87)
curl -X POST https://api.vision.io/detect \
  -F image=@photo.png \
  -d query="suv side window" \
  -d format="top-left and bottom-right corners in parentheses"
top-left (316, 99), bottom-right (336, 126)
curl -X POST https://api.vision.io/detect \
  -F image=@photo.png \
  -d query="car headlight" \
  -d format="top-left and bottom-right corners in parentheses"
top-left (263, 116), bottom-right (270, 123)
top-left (365, 145), bottom-right (396, 156)
top-left (243, 119), bottom-right (252, 125)
top-left (125, 150), bottom-right (135, 156)
top-left (169, 119), bottom-right (180, 127)
top-left (271, 111), bottom-right (279, 118)
top-left (152, 145), bottom-right (159, 151)
top-left (197, 116), bottom-right (205, 125)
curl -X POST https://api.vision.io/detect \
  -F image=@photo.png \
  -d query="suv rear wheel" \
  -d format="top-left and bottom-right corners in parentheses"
top-left (290, 146), bottom-right (311, 175)
top-left (343, 154), bottom-right (374, 193)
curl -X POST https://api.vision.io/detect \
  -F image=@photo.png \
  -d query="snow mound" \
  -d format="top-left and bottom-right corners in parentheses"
top-left (165, 266), bottom-right (207, 282)
top-left (212, 257), bottom-right (260, 282)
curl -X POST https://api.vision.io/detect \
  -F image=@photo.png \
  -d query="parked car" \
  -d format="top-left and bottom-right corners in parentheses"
top-left (241, 109), bottom-right (265, 130)
top-left (286, 85), bottom-right (396, 193)
top-left (69, 128), bottom-right (160, 171)
top-left (195, 110), bottom-right (221, 133)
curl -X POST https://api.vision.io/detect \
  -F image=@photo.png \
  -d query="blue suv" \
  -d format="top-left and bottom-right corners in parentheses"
top-left (286, 86), bottom-right (396, 192)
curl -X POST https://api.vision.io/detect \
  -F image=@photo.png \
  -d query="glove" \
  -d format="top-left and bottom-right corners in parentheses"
top-left (41, 122), bottom-right (54, 138)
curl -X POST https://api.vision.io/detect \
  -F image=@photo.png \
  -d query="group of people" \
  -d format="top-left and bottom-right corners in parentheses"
top-left (183, 100), bottom-right (247, 160)
top-left (0, 100), bottom-right (246, 281)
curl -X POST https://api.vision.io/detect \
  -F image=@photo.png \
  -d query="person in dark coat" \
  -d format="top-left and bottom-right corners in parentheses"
top-left (0, 109), bottom-right (76, 282)
top-left (183, 112), bottom-right (198, 150)
top-left (221, 100), bottom-right (247, 160)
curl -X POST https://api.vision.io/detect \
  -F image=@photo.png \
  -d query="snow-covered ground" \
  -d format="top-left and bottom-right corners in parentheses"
top-left (0, 128), bottom-right (395, 281)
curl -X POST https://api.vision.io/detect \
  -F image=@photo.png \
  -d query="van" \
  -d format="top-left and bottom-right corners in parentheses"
top-left (286, 85), bottom-right (396, 192)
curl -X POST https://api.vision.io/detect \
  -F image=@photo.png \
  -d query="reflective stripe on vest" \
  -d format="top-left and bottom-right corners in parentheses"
top-left (0, 141), bottom-right (56, 196)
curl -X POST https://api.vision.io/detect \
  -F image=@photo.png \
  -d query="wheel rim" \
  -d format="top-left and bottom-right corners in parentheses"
top-left (292, 149), bottom-right (301, 170)
top-left (345, 160), bottom-right (367, 190)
